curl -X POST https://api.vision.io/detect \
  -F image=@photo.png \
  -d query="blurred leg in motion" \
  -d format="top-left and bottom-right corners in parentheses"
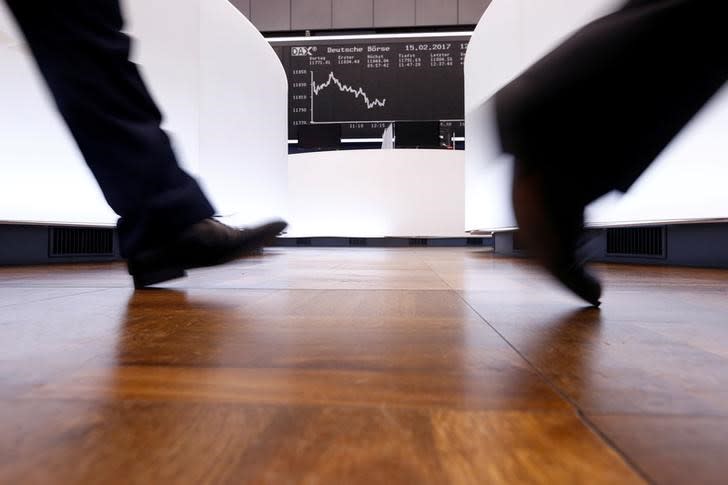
top-left (6, 0), bottom-right (286, 288)
top-left (6, 0), bottom-right (214, 257)
top-left (495, 0), bottom-right (728, 306)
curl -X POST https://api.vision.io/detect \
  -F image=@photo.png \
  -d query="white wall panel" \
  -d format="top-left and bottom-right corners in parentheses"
top-left (585, 84), bottom-right (728, 225)
top-left (0, 1), bottom-right (288, 228)
top-left (464, 0), bottom-right (728, 230)
top-left (0, 0), bottom-right (202, 226)
top-left (288, 150), bottom-right (465, 237)
top-left (199, 1), bottom-right (289, 227)
top-left (464, 0), bottom-right (611, 231)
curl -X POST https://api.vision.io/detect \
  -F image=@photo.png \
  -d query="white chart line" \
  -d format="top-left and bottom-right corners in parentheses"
top-left (311, 71), bottom-right (387, 110)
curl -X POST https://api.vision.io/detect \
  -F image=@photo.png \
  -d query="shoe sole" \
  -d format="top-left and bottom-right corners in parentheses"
top-left (133, 267), bottom-right (187, 289)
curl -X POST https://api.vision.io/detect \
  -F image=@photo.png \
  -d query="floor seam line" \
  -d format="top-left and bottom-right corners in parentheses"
top-left (419, 258), bottom-right (653, 481)
top-left (452, 289), bottom-right (654, 485)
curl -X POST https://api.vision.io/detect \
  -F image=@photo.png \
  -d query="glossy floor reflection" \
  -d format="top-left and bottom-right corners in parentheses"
top-left (1, 248), bottom-right (726, 484)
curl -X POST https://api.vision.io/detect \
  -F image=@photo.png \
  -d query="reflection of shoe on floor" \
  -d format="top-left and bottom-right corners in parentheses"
top-left (511, 160), bottom-right (602, 307)
top-left (128, 218), bottom-right (288, 289)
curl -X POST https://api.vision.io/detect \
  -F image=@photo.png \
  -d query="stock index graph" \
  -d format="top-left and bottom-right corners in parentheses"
top-left (271, 35), bottom-right (470, 140)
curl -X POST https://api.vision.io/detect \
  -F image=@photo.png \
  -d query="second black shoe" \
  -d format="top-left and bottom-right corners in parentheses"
top-left (511, 160), bottom-right (602, 307)
top-left (128, 218), bottom-right (287, 289)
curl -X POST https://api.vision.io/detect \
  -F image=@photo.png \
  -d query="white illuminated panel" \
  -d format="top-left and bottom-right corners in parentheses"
top-left (0, 3), bottom-right (116, 225)
top-left (464, 0), bottom-right (727, 231)
top-left (0, 0), bottom-right (288, 228)
top-left (197, 0), bottom-right (288, 227)
top-left (287, 149), bottom-right (465, 237)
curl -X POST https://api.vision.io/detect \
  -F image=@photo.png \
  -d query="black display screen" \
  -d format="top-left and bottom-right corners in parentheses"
top-left (270, 34), bottom-right (470, 140)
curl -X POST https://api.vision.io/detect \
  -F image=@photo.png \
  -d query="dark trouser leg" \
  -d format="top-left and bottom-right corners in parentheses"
top-left (496, 0), bottom-right (728, 206)
top-left (5, 0), bottom-right (214, 257)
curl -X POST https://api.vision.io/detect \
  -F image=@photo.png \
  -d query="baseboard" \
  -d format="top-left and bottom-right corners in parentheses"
top-left (0, 224), bottom-right (494, 265)
top-left (493, 222), bottom-right (728, 269)
top-left (0, 224), bottom-right (121, 265)
top-left (274, 236), bottom-right (493, 248)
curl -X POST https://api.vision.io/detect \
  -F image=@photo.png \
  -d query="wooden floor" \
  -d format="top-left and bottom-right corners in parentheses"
top-left (1, 248), bottom-right (727, 484)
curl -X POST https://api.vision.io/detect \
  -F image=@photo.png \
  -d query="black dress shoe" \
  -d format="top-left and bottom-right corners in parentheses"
top-left (511, 160), bottom-right (602, 307)
top-left (128, 218), bottom-right (287, 289)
